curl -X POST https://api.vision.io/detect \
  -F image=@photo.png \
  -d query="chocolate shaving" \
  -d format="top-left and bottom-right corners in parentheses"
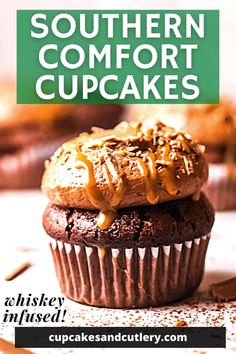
top-left (183, 156), bottom-right (194, 175)
top-left (176, 320), bottom-right (187, 327)
top-left (16, 246), bottom-right (37, 253)
top-left (0, 337), bottom-right (34, 354)
top-left (4, 261), bottom-right (32, 281)
top-left (209, 276), bottom-right (236, 302)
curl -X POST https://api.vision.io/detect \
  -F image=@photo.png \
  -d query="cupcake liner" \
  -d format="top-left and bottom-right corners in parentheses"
top-left (49, 233), bottom-right (211, 308)
top-left (203, 163), bottom-right (236, 211)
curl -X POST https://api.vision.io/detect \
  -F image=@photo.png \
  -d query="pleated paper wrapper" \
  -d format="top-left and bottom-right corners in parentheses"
top-left (49, 233), bottom-right (210, 308)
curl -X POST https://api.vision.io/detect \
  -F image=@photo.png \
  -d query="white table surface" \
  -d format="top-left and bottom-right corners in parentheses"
top-left (0, 190), bottom-right (235, 354)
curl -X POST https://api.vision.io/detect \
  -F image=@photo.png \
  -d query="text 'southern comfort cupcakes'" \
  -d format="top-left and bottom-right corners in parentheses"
top-left (128, 102), bottom-right (236, 211)
top-left (42, 118), bottom-right (214, 308)
top-left (0, 81), bottom-right (123, 189)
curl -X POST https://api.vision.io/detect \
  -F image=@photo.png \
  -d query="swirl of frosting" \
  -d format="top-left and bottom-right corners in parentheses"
top-left (41, 118), bottom-right (208, 229)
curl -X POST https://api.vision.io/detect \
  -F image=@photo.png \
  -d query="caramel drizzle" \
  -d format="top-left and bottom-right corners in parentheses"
top-left (76, 134), bottom-right (180, 229)
top-left (136, 144), bottom-right (178, 203)
top-left (102, 163), bottom-right (126, 207)
top-left (76, 151), bottom-right (117, 229)
top-left (160, 144), bottom-right (178, 196)
top-left (96, 209), bottom-right (118, 230)
top-left (98, 247), bottom-right (106, 259)
top-left (136, 152), bottom-right (159, 204)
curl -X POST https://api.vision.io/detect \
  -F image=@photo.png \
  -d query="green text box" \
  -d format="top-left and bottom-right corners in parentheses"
top-left (17, 10), bottom-right (219, 104)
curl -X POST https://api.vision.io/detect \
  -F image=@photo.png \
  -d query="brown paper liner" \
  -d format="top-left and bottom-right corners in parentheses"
top-left (48, 233), bottom-right (210, 308)
top-left (0, 137), bottom-right (71, 189)
top-left (203, 163), bottom-right (236, 211)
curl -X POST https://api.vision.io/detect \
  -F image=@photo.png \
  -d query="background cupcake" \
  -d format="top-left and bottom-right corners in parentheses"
top-left (42, 119), bottom-right (214, 308)
top-left (127, 102), bottom-right (236, 211)
top-left (0, 80), bottom-right (123, 189)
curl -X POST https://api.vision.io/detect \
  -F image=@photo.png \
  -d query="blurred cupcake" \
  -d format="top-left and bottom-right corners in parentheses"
top-left (42, 119), bottom-right (214, 308)
top-left (128, 102), bottom-right (236, 211)
top-left (0, 80), bottom-right (123, 189)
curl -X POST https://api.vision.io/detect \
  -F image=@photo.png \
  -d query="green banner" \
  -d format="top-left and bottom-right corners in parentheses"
top-left (17, 10), bottom-right (219, 104)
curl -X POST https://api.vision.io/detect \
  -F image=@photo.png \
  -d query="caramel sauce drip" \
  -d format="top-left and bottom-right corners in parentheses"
top-left (137, 152), bottom-right (159, 204)
top-left (76, 151), bottom-right (117, 229)
top-left (160, 144), bottom-right (178, 196)
top-left (76, 151), bottom-right (108, 210)
top-left (96, 210), bottom-right (118, 230)
top-left (135, 141), bottom-right (179, 204)
top-left (74, 126), bottom-right (190, 229)
top-left (102, 163), bottom-right (126, 207)
top-left (98, 247), bottom-right (106, 259)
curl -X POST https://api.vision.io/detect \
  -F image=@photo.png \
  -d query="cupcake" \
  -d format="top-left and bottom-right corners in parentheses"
top-left (127, 102), bottom-right (236, 211)
top-left (0, 80), bottom-right (123, 189)
top-left (42, 119), bottom-right (214, 308)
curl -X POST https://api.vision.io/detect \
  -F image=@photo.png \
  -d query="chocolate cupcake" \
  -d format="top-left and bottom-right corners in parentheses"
top-left (42, 119), bottom-right (214, 308)
top-left (0, 80), bottom-right (123, 189)
top-left (128, 102), bottom-right (236, 211)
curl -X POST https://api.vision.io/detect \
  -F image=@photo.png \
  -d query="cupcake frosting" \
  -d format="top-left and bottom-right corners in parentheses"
top-left (42, 118), bottom-right (208, 229)
top-left (129, 101), bottom-right (236, 146)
